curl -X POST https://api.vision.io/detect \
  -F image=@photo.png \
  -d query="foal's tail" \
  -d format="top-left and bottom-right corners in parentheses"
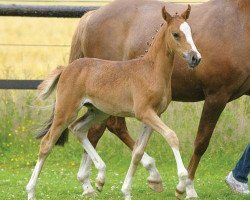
top-left (37, 66), bottom-right (64, 100)
top-left (36, 66), bottom-right (69, 146)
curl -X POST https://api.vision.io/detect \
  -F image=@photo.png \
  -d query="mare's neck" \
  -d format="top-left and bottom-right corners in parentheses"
top-left (144, 24), bottom-right (174, 80)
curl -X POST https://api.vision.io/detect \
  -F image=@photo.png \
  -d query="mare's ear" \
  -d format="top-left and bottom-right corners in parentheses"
top-left (162, 6), bottom-right (172, 24)
top-left (181, 4), bottom-right (191, 20)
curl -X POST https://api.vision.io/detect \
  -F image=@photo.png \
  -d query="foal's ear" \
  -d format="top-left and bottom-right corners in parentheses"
top-left (181, 4), bottom-right (191, 20)
top-left (162, 6), bottom-right (172, 24)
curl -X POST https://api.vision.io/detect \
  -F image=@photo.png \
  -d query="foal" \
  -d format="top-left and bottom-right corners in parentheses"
top-left (26, 5), bottom-right (201, 200)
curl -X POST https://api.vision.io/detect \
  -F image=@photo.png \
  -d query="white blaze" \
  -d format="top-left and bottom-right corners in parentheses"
top-left (180, 22), bottom-right (201, 59)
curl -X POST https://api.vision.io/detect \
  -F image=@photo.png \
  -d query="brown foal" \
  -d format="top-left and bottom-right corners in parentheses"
top-left (67, 0), bottom-right (250, 199)
top-left (26, 6), bottom-right (201, 200)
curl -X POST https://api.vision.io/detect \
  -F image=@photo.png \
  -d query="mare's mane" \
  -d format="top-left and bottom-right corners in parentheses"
top-left (236, 0), bottom-right (249, 8)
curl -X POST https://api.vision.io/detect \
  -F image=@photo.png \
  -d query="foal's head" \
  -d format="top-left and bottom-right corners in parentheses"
top-left (162, 5), bottom-right (201, 68)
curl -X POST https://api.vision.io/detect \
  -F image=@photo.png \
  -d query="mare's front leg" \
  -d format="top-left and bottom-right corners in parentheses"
top-left (107, 116), bottom-right (163, 192)
top-left (175, 94), bottom-right (229, 199)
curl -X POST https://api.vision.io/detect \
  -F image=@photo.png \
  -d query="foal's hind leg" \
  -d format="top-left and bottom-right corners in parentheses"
top-left (70, 108), bottom-right (109, 195)
top-left (76, 117), bottom-right (107, 195)
top-left (26, 109), bottom-right (77, 200)
top-left (121, 123), bottom-right (153, 200)
top-left (106, 116), bottom-right (163, 192)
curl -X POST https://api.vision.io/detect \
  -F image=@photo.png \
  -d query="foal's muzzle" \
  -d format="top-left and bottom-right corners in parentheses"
top-left (185, 51), bottom-right (201, 68)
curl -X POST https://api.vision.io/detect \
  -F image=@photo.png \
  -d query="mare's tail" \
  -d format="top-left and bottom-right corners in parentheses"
top-left (36, 66), bottom-right (68, 146)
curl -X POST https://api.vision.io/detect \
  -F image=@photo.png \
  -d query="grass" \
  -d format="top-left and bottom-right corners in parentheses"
top-left (0, 0), bottom-right (249, 199)
top-left (0, 91), bottom-right (249, 200)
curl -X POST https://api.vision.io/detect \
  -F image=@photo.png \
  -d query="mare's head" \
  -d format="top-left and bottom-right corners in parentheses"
top-left (162, 5), bottom-right (201, 68)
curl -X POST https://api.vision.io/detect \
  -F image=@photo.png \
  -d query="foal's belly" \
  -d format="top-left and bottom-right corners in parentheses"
top-left (84, 96), bottom-right (135, 118)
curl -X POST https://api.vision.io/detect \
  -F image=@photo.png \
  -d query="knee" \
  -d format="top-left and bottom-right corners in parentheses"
top-left (165, 131), bottom-right (179, 148)
top-left (194, 139), bottom-right (210, 156)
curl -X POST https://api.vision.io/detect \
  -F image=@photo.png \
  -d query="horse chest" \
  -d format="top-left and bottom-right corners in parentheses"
top-left (150, 85), bottom-right (171, 114)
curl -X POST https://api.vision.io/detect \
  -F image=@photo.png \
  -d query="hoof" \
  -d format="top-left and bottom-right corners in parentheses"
top-left (124, 194), bottom-right (132, 200)
top-left (186, 189), bottom-right (198, 199)
top-left (95, 181), bottom-right (105, 192)
top-left (185, 193), bottom-right (198, 200)
top-left (147, 180), bottom-right (164, 192)
top-left (82, 189), bottom-right (96, 197)
top-left (175, 188), bottom-right (185, 199)
top-left (185, 197), bottom-right (199, 200)
top-left (27, 193), bottom-right (36, 200)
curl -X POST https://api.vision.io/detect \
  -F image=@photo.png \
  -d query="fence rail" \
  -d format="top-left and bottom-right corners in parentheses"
top-left (0, 4), bottom-right (98, 18)
top-left (0, 80), bottom-right (42, 89)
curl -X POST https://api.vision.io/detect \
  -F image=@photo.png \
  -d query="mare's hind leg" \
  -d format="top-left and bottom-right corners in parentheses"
top-left (70, 107), bottom-right (109, 196)
top-left (26, 106), bottom-right (77, 200)
top-left (106, 116), bottom-right (163, 192)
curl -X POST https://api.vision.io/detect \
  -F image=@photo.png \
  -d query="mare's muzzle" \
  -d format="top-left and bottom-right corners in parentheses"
top-left (185, 51), bottom-right (201, 68)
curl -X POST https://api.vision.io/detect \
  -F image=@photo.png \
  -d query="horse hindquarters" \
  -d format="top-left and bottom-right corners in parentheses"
top-left (27, 98), bottom-right (80, 199)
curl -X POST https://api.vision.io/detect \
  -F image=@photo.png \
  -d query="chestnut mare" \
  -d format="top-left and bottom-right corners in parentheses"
top-left (41, 0), bottom-right (249, 199)
top-left (27, 6), bottom-right (201, 200)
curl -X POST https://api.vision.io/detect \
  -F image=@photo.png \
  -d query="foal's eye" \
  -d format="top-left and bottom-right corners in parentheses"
top-left (172, 32), bottom-right (180, 40)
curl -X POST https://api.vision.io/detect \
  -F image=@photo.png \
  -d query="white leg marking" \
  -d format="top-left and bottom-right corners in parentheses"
top-left (172, 148), bottom-right (188, 197)
top-left (77, 152), bottom-right (95, 196)
top-left (140, 153), bottom-right (162, 183)
top-left (82, 138), bottom-right (106, 191)
top-left (26, 159), bottom-right (44, 200)
top-left (186, 178), bottom-right (198, 199)
top-left (122, 124), bottom-right (152, 200)
top-left (180, 22), bottom-right (201, 59)
top-left (172, 148), bottom-right (188, 177)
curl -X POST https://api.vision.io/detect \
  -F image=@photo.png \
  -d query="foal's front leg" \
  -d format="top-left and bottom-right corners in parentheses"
top-left (106, 116), bottom-right (163, 192)
top-left (142, 110), bottom-right (188, 196)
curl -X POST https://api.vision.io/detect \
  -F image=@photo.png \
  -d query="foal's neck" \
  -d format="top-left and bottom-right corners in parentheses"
top-left (144, 24), bottom-right (174, 80)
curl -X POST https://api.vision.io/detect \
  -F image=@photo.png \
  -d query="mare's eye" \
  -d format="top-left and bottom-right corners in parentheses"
top-left (172, 32), bottom-right (180, 40)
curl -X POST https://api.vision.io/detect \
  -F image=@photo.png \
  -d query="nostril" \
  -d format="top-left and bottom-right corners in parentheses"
top-left (197, 58), bottom-right (201, 65)
top-left (192, 56), bottom-right (196, 62)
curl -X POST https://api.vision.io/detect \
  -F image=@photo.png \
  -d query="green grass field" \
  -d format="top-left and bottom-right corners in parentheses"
top-left (0, 90), bottom-right (249, 199)
top-left (0, 0), bottom-right (249, 199)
